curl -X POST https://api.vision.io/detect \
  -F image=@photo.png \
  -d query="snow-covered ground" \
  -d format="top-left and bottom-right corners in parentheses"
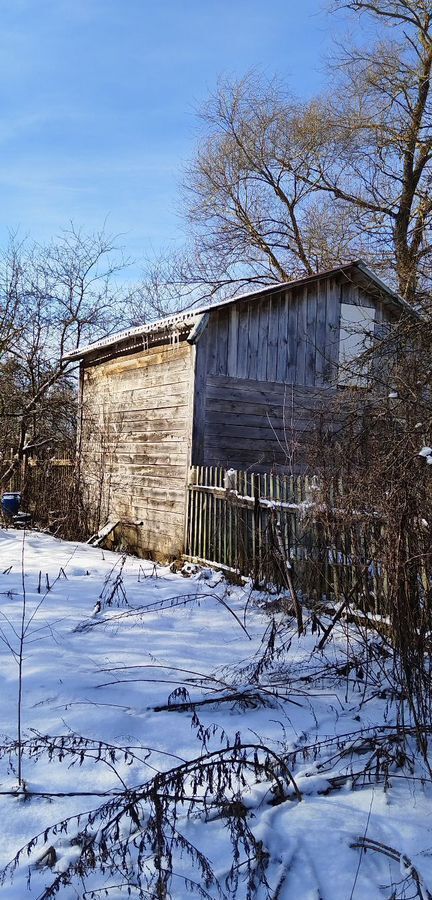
top-left (0, 528), bottom-right (431, 899)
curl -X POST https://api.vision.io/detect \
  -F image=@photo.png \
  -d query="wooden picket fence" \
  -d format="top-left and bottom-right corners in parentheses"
top-left (5, 458), bottom-right (76, 529)
top-left (185, 465), bottom-right (387, 603)
top-left (2, 459), bottom-right (408, 607)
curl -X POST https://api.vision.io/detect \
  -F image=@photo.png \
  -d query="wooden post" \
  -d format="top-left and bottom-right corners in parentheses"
top-left (272, 507), bottom-right (304, 636)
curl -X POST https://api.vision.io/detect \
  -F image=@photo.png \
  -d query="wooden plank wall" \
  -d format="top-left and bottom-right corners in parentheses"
top-left (205, 278), bottom-right (341, 386)
top-left (202, 377), bottom-right (338, 472)
top-left (80, 340), bottom-right (194, 558)
top-left (194, 276), bottom-right (343, 473)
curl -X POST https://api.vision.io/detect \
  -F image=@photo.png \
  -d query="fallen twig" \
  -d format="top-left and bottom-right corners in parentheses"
top-left (350, 837), bottom-right (432, 899)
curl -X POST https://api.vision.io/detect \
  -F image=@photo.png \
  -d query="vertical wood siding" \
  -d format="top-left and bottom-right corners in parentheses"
top-left (194, 275), bottom-right (344, 472)
top-left (205, 276), bottom-right (342, 387)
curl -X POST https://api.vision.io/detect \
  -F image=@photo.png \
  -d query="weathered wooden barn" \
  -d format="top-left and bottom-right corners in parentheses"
top-left (67, 261), bottom-right (407, 559)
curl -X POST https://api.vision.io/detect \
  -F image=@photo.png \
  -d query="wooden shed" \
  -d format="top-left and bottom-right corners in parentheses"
top-left (67, 261), bottom-right (407, 559)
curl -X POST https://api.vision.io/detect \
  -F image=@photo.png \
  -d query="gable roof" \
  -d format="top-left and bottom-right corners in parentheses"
top-left (64, 259), bottom-right (409, 362)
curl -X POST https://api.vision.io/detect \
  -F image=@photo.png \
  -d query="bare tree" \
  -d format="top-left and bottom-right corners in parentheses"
top-left (324, 0), bottom-right (432, 300)
top-left (173, 0), bottom-right (432, 305)
top-left (0, 226), bottom-right (132, 486)
top-left (306, 301), bottom-right (432, 759)
top-left (0, 237), bottom-right (31, 360)
top-left (186, 79), bottom-right (362, 280)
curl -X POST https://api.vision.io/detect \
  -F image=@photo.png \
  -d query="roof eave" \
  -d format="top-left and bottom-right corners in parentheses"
top-left (63, 312), bottom-right (203, 362)
top-left (354, 261), bottom-right (413, 314)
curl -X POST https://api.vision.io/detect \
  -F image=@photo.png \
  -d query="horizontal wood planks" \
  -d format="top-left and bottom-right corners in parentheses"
top-left (192, 277), bottom-right (345, 467)
top-left (192, 273), bottom-right (391, 471)
top-left (202, 374), bottom-right (337, 473)
top-left (81, 340), bottom-right (194, 557)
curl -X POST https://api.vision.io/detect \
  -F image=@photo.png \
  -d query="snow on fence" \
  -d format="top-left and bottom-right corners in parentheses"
top-left (185, 465), bottom-right (389, 604)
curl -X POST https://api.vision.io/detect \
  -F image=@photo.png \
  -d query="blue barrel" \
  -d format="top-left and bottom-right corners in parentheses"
top-left (1, 492), bottom-right (21, 518)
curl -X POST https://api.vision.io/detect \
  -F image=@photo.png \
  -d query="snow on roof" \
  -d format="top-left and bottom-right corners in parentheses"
top-left (65, 259), bottom-right (408, 361)
top-left (64, 309), bottom-right (203, 361)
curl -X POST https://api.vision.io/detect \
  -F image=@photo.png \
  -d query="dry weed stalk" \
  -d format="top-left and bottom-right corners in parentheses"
top-left (309, 308), bottom-right (432, 762)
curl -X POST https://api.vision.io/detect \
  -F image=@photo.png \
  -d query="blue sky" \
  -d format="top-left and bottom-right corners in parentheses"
top-left (0, 0), bottom-right (346, 272)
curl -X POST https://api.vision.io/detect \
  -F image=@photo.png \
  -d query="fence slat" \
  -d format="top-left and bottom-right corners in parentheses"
top-left (4, 458), bottom-right (75, 530)
top-left (184, 464), bottom-right (397, 605)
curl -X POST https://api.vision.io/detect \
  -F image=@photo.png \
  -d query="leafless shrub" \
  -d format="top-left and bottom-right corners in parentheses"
top-left (0, 733), bottom-right (301, 899)
top-left (307, 306), bottom-right (432, 764)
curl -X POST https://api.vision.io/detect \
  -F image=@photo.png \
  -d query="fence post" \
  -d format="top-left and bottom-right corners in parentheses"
top-left (184, 466), bottom-right (385, 606)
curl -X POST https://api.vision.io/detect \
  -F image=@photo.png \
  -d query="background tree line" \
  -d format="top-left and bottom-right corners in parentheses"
top-left (0, 227), bottom-right (136, 485)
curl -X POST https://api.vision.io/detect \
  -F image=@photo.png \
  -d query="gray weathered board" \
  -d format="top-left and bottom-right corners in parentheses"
top-left (191, 275), bottom-right (390, 474)
top-left (80, 341), bottom-right (194, 557)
